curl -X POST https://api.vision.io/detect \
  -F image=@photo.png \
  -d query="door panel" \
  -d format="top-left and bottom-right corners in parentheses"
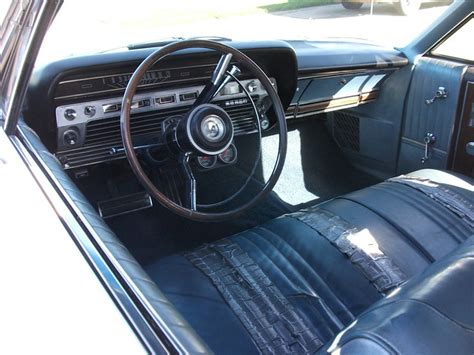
top-left (398, 57), bottom-right (467, 173)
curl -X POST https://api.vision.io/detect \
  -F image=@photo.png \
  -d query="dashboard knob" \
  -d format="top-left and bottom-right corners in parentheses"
top-left (63, 129), bottom-right (79, 146)
top-left (260, 117), bottom-right (270, 130)
top-left (247, 81), bottom-right (258, 93)
top-left (64, 108), bottom-right (77, 121)
top-left (84, 105), bottom-right (96, 117)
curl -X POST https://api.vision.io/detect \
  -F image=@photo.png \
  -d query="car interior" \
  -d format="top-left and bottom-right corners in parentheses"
top-left (10, 1), bottom-right (474, 353)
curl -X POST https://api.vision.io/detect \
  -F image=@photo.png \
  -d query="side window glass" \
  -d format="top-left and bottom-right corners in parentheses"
top-left (432, 18), bottom-right (474, 62)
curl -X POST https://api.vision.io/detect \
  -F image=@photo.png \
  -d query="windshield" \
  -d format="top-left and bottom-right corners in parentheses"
top-left (17, 0), bottom-right (455, 65)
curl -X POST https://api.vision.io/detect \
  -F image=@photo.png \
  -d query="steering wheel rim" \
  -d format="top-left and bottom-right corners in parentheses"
top-left (120, 40), bottom-right (287, 221)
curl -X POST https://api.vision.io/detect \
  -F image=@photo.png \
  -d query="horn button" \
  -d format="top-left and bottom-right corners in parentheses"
top-left (201, 115), bottom-right (226, 142)
top-left (179, 104), bottom-right (234, 155)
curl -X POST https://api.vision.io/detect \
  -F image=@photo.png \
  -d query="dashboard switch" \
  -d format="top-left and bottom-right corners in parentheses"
top-left (156, 95), bottom-right (176, 104)
top-left (131, 99), bottom-right (151, 109)
top-left (103, 103), bottom-right (121, 113)
top-left (222, 82), bottom-right (241, 96)
top-left (260, 117), bottom-right (270, 130)
top-left (64, 108), bottom-right (77, 121)
top-left (247, 81), bottom-right (258, 93)
top-left (84, 105), bottom-right (96, 117)
top-left (179, 92), bottom-right (198, 102)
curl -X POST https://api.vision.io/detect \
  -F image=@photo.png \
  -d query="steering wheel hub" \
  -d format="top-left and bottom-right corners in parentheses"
top-left (201, 115), bottom-right (225, 142)
top-left (177, 103), bottom-right (234, 155)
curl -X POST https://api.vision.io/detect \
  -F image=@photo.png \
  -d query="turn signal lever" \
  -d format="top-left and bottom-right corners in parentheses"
top-left (193, 54), bottom-right (233, 107)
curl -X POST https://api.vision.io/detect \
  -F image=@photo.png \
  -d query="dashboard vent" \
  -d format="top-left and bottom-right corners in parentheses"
top-left (85, 106), bottom-right (188, 146)
top-left (58, 99), bottom-right (258, 169)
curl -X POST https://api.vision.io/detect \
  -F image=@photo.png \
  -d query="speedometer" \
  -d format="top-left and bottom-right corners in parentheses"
top-left (197, 155), bottom-right (217, 169)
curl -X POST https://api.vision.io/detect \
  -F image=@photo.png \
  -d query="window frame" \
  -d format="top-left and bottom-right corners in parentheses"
top-left (428, 12), bottom-right (474, 65)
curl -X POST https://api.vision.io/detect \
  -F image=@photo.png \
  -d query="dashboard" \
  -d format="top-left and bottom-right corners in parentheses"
top-left (24, 40), bottom-right (407, 170)
top-left (55, 77), bottom-right (272, 169)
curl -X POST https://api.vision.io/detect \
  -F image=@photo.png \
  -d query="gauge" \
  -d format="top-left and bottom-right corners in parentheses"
top-left (197, 155), bottom-right (217, 169)
top-left (218, 144), bottom-right (238, 164)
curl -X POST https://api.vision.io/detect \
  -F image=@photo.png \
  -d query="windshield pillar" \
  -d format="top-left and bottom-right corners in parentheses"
top-left (1, 0), bottom-right (62, 134)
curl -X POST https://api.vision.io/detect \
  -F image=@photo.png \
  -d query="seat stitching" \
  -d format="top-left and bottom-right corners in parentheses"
top-left (254, 225), bottom-right (355, 319)
top-left (186, 239), bottom-right (324, 353)
top-left (243, 231), bottom-right (346, 330)
top-left (336, 196), bottom-right (436, 263)
top-left (376, 183), bottom-right (472, 239)
top-left (287, 210), bottom-right (407, 294)
top-left (345, 183), bottom-right (472, 240)
top-left (373, 183), bottom-right (470, 236)
top-left (237, 233), bottom-right (308, 292)
top-left (164, 291), bottom-right (243, 305)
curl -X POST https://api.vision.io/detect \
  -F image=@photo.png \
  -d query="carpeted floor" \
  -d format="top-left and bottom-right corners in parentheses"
top-left (74, 118), bottom-right (379, 264)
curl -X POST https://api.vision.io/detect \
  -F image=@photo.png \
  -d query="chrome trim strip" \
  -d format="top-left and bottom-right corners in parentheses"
top-left (57, 63), bottom-right (216, 85)
top-left (297, 67), bottom-right (398, 81)
top-left (55, 76), bottom-right (212, 100)
top-left (14, 127), bottom-right (180, 354)
top-left (3, 0), bottom-right (60, 133)
top-left (285, 97), bottom-right (376, 120)
top-left (297, 63), bottom-right (405, 79)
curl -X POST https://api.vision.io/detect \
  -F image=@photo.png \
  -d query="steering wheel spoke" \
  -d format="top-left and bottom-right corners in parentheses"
top-left (157, 154), bottom-right (197, 211)
top-left (180, 154), bottom-right (197, 211)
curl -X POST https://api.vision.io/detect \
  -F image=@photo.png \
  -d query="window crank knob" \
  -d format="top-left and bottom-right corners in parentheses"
top-left (424, 133), bottom-right (436, 144)
top-left (425, 87), bottom-right (448, 105)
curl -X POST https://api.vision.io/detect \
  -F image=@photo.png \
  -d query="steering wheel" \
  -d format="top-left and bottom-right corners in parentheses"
top-left (120, 40), bottom-right (287, 221)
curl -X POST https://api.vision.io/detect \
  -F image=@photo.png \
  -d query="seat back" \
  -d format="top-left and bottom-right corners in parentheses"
top-left (324, 236), bottom-right (474, 354)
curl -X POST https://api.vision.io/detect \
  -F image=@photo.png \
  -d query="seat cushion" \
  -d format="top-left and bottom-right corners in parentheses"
top-left (146, 169), bottom-right (473, 353)
top-left (147, 217), bottom-right (382, 354)
top-left (317, 169), bottom-right (473, 278)
top-left (323, 236), bottom-right (474, 355)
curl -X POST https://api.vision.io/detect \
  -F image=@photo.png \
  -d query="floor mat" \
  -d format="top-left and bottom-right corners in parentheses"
top-left (265, 118), bottom-right (379, 209)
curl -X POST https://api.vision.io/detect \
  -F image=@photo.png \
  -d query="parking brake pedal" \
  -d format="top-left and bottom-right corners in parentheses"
top-left (98, 192), bottom-right (153, 218)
